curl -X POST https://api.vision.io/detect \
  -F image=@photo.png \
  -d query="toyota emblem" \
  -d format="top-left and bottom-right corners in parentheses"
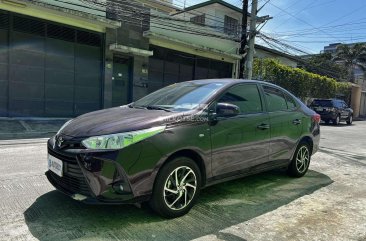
top-left (57, 136), bottom-right (64, 148)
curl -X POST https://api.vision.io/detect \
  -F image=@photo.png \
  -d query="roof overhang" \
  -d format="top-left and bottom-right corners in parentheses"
top-left (144, 31), bottom-right (241, 63)
top-left (0, 0), bottom-right (121, 33)
top-left (109, 43), bottom-right (154, 57)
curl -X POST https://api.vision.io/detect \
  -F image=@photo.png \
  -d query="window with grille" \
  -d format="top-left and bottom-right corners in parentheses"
top-left (190, 14), bottom-right (205, 25)
top-left (224, 15), bottom-right (239, 36)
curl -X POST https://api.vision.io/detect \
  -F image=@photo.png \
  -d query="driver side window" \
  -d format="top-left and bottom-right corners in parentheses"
top-left (218, 84), bottom-right (263, 114)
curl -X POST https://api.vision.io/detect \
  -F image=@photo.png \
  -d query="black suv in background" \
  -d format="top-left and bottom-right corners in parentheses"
top-left (310, 99), bottom-right (353, 125)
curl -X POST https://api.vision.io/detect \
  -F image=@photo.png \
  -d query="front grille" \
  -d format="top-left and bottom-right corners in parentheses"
top-left (48, 147), bottom-right (91, 197)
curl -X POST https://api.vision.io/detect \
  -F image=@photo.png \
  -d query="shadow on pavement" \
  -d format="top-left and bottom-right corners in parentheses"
top-left (24, 169), bottom-right (332, 241)
top-left (320, 122), bottom-right (353, 128)
top-left (0, 119), bottom-right (66, 140)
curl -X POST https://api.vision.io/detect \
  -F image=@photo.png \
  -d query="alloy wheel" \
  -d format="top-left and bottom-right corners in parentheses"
top-left (163, 166), bottom-right (197, 211)
top-left (296, 146), bottom-right (310, 173)
top-left (335, 116), bottom-right (340, 125)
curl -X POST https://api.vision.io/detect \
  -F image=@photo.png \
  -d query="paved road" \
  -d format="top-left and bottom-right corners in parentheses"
top-left (0, 122), bottom-right (365, 241)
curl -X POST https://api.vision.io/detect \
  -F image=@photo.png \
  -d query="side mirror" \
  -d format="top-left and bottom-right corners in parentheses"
top-left (216, 102), bottom-right (240, 117)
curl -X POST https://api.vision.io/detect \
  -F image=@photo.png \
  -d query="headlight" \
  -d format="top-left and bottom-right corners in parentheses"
top-left (82, 126), bottom-right (166, 150)
top-left (57, 119), bottom-right (73, 135)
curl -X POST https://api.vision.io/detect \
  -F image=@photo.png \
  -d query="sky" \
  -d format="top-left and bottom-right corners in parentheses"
top-left (173, 0), bottom-right (366, 55)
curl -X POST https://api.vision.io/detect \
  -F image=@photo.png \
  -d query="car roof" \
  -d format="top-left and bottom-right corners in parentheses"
top-left (313, 98), bottom-right (343, 101)
top-left (186, 79), bottom-right (270, 86)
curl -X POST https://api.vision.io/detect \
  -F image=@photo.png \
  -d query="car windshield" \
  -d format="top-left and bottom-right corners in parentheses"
top-left (311, 100), bottom-right (333, 107)
top-left (132, 82), bottom-right (225, 112)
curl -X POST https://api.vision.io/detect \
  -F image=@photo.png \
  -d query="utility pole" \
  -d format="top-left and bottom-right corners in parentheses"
top-left (239, 0), bottom-right (249, 79)
top-left (246, 0), bottom-right (258, 79)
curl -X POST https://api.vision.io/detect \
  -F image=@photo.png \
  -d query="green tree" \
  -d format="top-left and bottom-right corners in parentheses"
top-left (333, 43), bottom-right (366, 83)
top-left (253, 58), bottom-right (351, 101)
top-left (301, 53), bottom-right (348, 81)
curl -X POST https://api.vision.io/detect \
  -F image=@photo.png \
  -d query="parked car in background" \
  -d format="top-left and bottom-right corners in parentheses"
top-left (310, 99), bottom-right (353, 125)
top-left (46, 79), bottom-right (321, 218)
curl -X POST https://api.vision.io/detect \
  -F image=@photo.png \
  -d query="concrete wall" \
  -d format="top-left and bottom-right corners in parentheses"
top-left (175, 3), bottom-right (242, 35)
top-left (149, 11), bottom-right (239, 62)
top-left (360, 92), bottom-right (366, 117)
top-left (103, 1), bottom-right (150, 107)
top-left (351, 85), bottom-right (362, 118)
top-left (255, 48), bottom-right (298, 68)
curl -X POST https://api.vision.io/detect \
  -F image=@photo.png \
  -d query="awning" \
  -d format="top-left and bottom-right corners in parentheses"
top-left (143, 31), bottom-right (241, 63)
top-left (0, 0), bottom-right (120, 32)
top-left (109, 43), bottom-right (154, 57)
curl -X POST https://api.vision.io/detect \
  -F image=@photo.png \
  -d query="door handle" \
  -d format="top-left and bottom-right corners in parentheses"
top-left (257, 123), bottom-right (270, 130)
top-left (293, 119), bottom-right (302, 125)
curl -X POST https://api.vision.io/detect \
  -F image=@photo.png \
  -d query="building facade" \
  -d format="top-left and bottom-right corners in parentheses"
top-left (0, 0), bottom-right (120, 117)
top-left (0, 0), bottom-right (299, 117)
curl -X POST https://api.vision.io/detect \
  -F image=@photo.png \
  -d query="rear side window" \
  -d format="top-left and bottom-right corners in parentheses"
top-left (218, 84), bottom-right (263, 114)
top-left (285, 94), bottom-right (297, 109)
top-left (263, 85), bottom-right (288, 112)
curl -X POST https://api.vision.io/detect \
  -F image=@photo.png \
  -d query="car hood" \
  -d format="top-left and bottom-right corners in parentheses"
top-left (60, 106), bottom-right (185, 137)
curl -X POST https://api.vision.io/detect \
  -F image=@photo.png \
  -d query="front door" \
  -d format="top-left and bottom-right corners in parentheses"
top-left (112, 56), bottom-right (131, 107)
top-left (210, 83), bottom-right (270, 177)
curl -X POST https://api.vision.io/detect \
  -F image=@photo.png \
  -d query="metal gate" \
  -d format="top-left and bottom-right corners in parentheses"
top-left (0, 11), bottom-right (103, 117)
top-left (360, 92), bottom-right (366, 117)
top-left (148, 45), bottom-right (233, 93)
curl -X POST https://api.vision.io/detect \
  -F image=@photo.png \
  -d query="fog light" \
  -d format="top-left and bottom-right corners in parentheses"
top-left (112, 182), bottom-right (131, 194)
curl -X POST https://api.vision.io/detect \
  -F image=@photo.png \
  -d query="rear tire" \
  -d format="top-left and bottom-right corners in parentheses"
top-left (149, 157), bottom-right (201, 218)
top-left (333, 115), bottom-right (340, 125)
top-left (287, 142), bottom-right (311, 178)
top-left (324, 119), bottom-right (330, 124)
top-left (346, 115), bottom-right (353, 125)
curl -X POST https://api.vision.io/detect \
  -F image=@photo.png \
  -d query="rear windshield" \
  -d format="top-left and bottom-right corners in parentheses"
top-left (311, 100), bottom-right (333, 107)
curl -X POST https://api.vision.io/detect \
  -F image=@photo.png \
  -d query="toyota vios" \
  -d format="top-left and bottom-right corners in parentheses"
top-left (46, 79), bottom-right (320, 218)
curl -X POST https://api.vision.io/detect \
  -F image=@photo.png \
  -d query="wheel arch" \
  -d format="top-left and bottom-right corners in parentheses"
top-left (291, 136), bottom-right (314, 159)
top-left (299, 136), bottom-right (313, 153)
top-left (160, 149), bottom-right (207, 187)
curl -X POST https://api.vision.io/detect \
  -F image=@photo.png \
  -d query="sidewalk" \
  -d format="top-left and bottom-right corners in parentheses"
top-left (0, 118), bottom-right (68, 140)
top-left (0, 117), bottom-right (364, 141)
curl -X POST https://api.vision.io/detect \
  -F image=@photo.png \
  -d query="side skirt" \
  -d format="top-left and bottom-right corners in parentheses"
top-left (204, 159), bottom-right (290, 188)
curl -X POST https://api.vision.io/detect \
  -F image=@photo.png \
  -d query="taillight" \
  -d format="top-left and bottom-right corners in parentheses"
top-left (312, 114), bottom-right (321, 123)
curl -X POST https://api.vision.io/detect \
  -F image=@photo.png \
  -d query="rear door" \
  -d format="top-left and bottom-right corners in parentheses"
top-left (261, 85), bottom-right (303, 162)
top-left (210, 83), bottom-right (270, 177)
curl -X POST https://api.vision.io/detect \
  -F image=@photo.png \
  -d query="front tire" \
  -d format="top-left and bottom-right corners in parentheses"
top-left (287, 142), bottom-right (311, 178)
top-left (149, 157), bottom-right (201, 218)
top-left (346, 115), bottom-right (353, 125)
top-left (333, 115), bottom-right (340, 125)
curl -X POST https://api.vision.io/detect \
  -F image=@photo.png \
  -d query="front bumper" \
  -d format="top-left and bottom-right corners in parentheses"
top-left (46, 137), bottom-right (149, 205)
top-left (318, 112), bottom-right (337, 120)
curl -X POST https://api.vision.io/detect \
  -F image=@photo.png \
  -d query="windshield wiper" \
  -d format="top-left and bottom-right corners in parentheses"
top-left (130, 104), bottom-right (173, 112)
top-left (144, 105), bottom-right (173, 112)
top-left (129, 104), bottom-right (146, 109)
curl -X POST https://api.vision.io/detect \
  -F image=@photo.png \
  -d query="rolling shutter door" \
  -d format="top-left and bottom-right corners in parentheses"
top-left (0, 11), bottom-right (103, 117)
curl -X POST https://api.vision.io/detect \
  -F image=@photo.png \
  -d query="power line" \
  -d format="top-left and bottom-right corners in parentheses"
top-left (267, 1), bottom-right (342, 43)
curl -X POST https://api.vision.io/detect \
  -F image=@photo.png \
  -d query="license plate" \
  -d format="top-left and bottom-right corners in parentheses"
top-left (316, 107), bottom-right (324, 112)
top-left (48, 154), bottom-right (63, 177)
